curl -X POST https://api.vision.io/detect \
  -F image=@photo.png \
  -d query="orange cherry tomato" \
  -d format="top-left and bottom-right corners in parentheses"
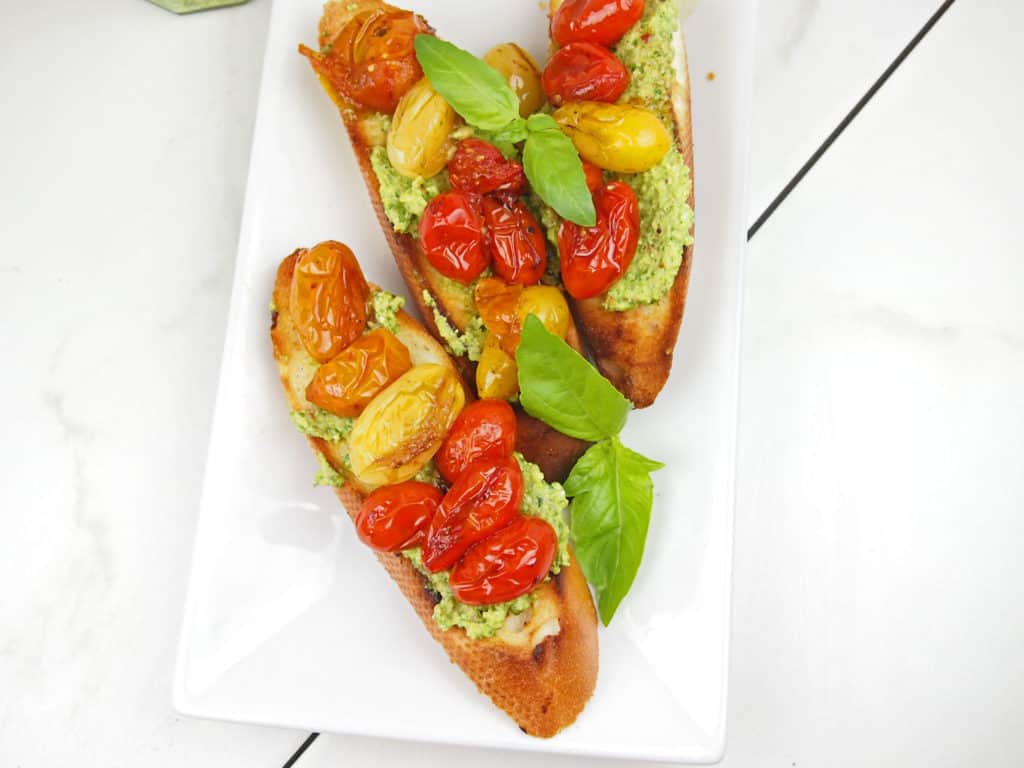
top-left (435, 399), bottom-right (517, 484)
top-left (449, 516), bottom-right (557, 605)
top-left (448, 138), bottom-right (526, 195)
top-left (298, 8), bottom-right (432, 113)
top-left (558, 180), bottom-right (639, 299)
top-left (541, 42), bottom-right (630, 106)
top-left (474, 277), bottom-right (522, 355)
top-left (482, 197), bottom-right (548, 286)
top-left (419, 191), bottom-right (490, 284)
top-left (356, 480), bottom-right (443, 552)
top-left (581, 159), bottom-right (604, 192)
top-left (290, 241), bottom-right (371, 363)
top-left (422, 456), bottom-right (523, 573)
top-left (551, 0), bottom-right (645, 47)
top-left (306, 328), bottom-right (412, 417)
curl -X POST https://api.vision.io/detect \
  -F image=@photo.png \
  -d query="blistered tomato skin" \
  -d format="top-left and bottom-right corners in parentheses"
top-left (290, 241), bottom-right (371, 363)
top-left (447, 139), bottom-right (526, 195)
top-left (305, 328), bottom-right (412, 417)
top-left (356, 481), bottom-right (443, 552)
top-left (542, 42), bottom-right (630, 106)
top-left (476, 336), bottom-right (520, 400)
top-left (386, 77), bottom-right (455, 179)
top-left (517, 285), bottom-right (572, 339)
top-left (449, 516), bottom-right (558, 605)
top-left (482, 197), bottom-right (548, 286)
top-left (435, 399), bottom-right (517, 484)
top-left (483, 43), bottom-right (546, 118)
top-left (474, 278), bottom-right (523, 355)
top-left (422, 456), bottom-right (524, 573)
top-left (419, 192), bottom-right (490, 284)
top-left (559, 181), bottom-right (640, 299)
top-left (553, 100), bottom-right (671, 174)
top-left (348, 364), bottom-right (466, 488)
top-left (551, 0), bottom-right (645, 47)
top-left (298, 9), bottom-right (432, 113)
top-left (582, 159), bottom-right (605, 192)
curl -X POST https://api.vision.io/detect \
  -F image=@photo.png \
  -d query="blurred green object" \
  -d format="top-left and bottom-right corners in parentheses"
top-left (147, 0), bottom-right (249, 13)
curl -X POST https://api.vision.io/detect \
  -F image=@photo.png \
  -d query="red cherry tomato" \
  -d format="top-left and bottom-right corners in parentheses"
top-left (448, 139), bottom-right (526, 195)
top-left (435, 399), bottom-right (517, 484)
top-left (422, 456), bottom-right (523, 573)
top-left (482, 197), bottom-right (548, 286)
top-left (551, 0), bottom-right (645, 47)
top-left (298, 9), bottom-right (432, 113)
top-left (542, 42), bottom-right (630, 106)
top-left (449, 516), bottom-right (558, 605)
top-left (419, 191), bottom-right (490, 284)
top-left (356, 481), bottom-right (443, 552)
top-left (559, 180), bottom-right (639, 299)
top-left (581, 160), bottom-right (604, 192)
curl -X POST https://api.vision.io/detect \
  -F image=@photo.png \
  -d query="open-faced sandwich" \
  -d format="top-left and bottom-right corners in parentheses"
top-left (299, 0), bottom-right (694, 409)
top-left (270, 240), bottom-right (598, 737)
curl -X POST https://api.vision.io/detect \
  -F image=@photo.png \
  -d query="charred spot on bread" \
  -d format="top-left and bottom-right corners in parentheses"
top-left (270, 310), bottom-right (279, 331)
top-left (532, 642), bottom-right (546, 664)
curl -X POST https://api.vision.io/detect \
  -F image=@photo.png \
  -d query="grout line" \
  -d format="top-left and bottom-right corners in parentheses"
top-left (747, 0), bottom-right (958, 241)
top-left (280, 733), bottom-right (319, 768)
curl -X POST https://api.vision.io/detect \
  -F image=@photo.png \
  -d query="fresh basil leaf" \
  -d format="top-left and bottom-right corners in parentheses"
top-left (414, 35), bottom-right (519, 131)
top-left (523, 128), bottom-right (596, 227)
top-left (516, 315), bottom-right (631, 440)
top-left (491, 116), bottom-right (529, 146)
top-left (564, 436), bottom-right (663, 625)
top-left (526, 112), bottom-right (559, 133)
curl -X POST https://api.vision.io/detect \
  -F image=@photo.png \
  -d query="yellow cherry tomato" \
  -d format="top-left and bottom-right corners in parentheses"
top-left (517, 285), bottom-right (571, 339)
top-left (348, 363), bottom-right (465, 487)
top-left (387, 77), bottom-right (456, 179)
top-left (553, 101), bottom-right (671, 173)
top-left (476, 333), bottom-right (519, 401)
top-left (484, 43), bottom-right (545, 118)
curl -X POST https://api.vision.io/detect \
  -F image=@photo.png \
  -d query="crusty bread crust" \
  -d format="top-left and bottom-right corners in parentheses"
top-left (570, 32), bottom-right (696, 408)
top-left (271, 251), bottom-right (598, 736)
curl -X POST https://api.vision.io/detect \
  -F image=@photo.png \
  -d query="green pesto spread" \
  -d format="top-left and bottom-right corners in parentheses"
top-left (369, 146), bottom-right (448, 234)
top-left (368, 288), bottom-right (404, 334)
top-left (402, 453), bottom-right (570, 639)
top-left (421, 290), bottom-right (486, 362)
top-left (290, 408), bottom-right (355, 442)
top-left (604, 0), bottom-right (695, 310)
top-left (313, 452), bottom-right (346, 487)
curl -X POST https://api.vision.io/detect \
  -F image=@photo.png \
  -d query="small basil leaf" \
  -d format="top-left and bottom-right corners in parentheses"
top-left (414, 35), bottom-right (520, 131)
top-left (526, 112), bottom-right (559, 133)
top-left (516, 315), bottom-right (631, 440)
top-left (491, 116), bottom-right (529, 146)
top-left (565, 436), bottom-right (663, 625)
top-left (523, 129), bottom-right (596, 227)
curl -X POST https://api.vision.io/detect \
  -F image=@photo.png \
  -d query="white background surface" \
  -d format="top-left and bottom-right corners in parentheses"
top-left (1, 0), bottom-right (1021, 766)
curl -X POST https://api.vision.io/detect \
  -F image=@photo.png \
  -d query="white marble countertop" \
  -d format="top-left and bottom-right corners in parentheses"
top-left (1, 0), bottom-right (1021, 765)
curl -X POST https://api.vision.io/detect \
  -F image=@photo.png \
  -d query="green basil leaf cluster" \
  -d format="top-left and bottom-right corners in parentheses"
top-left (414, 35), bottom-right (595, 227)
top-left (516, 315), bottom-right (663, 625)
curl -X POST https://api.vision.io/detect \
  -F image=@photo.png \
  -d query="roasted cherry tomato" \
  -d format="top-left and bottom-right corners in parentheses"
top-left (476, 334), bottom-right (520, 401)
top-left (348, 364), bottom-right (465, 488)
top-left (474, 277), bottom-right (523, 355)
top-left (290, 241), bottom-right (370, 363)
top-left (551, 0), bottom-right (645, 47)
top-left (542, 42), bottom-right (630, 106)
top-left (306, 328), bottom-right (412, 417)
top-left (356, 480), bottom-right (443, 552)
top-left (422, 456), bottom-right (524, 573)
top-left (447, 139), bottom-right (526, 195)
top-left (449, 516), bottom-right (557, 605)
top-left (582, 159), bottom-right (604, 192)
top-left (298, 8), bottom-right (432, 113)
top-left (435, 399), bottom-right (517, 484)
top-left (482, 197), bottom-right (548, 286)
top-left (419, 191), bottom-right (490, 284)
top-left (558, 181), bottom-right (639, 299)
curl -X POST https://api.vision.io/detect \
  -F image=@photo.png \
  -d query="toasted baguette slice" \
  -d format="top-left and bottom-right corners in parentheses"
top-left (271, 250), bottom-right (598, 737)
top-left (566, 14), bottom-right (696, 408)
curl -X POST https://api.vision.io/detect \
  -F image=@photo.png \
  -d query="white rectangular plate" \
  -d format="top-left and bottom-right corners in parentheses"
top-left (174, 0), bottom-right (754, 762)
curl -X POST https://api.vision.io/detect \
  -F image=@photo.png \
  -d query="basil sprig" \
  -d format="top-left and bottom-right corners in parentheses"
top-left (516, 316), bottom-right (663, 625)
top-left (414, 35), bottom-right (596, 226)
